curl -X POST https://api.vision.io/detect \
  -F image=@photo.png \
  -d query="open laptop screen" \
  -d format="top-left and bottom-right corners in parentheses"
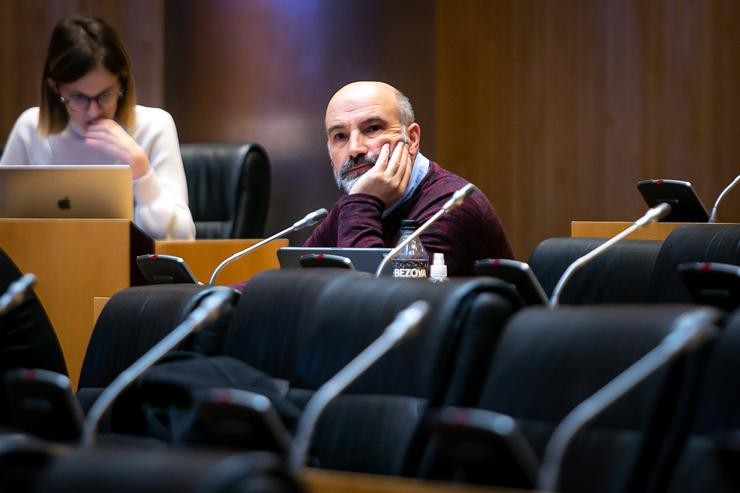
top-left (277, 247), bottom-right (392, 275)
top-left (0, 165), bottom-right (133, 219)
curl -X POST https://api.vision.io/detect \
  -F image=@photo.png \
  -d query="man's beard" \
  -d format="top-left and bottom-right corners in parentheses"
top-left (333, 153), bottom-right (379, 193)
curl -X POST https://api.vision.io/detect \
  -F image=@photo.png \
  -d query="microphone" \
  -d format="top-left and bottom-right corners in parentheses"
top-left (208, 208), bottom-right (328, 285)
top-left (287, 300), bottom-right (430, 473)
top-left (81, 288), bottom-right (235, 448)
top-left (709, 174), bottom-right (740, 223)
top-left (548, 203), bottom-right (671, 308)
top-left (374, 183), bottom-right (476, 277)
top-left (536, 308), bottom-right (719, 492)
top-left (0, 274), bottom-right (37, 318)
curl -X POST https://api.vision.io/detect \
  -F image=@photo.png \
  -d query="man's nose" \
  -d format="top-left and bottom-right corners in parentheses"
top-left (348, 131), bottom-right (367, 159)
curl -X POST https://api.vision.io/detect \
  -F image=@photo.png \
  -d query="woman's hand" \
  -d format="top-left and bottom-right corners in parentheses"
top-left (85, 119), bottom-right (150, 179)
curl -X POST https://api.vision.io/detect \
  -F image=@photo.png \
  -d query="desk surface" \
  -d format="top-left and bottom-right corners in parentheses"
top-left (570, 221), bottom-right (724, 240)
top-left (154, 238), bottom-right (287, 285)
top-left (300, 469), bottom-right (524, 493)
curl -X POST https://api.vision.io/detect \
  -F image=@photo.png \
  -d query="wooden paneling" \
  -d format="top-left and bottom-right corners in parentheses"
top-left (1, 0), bottom-right (737, 261)
top-left (436, 0), bottom-right (740, 258)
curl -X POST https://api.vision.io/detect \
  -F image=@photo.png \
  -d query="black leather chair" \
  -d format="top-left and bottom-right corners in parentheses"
top-left (666, 309), bottom-right (740, 493)
top-left (524, 225), bottom-right (740, 307)
top-left (181, 143), bottom-right (270, 239)
top-left (646, 224), bottom-right (740, 303)
top-left (134, 270), bottom-right (521, 475)
top-left (0, 249), bottom-right (67, 428)
top-left (526, 237), bottom-right (663, 304)
top-left (76, 284), bottom-right (238, 436)
top-left (34, 448), bottom-right (301, 493)
top-left (420, 305), bottom-right (721, 493)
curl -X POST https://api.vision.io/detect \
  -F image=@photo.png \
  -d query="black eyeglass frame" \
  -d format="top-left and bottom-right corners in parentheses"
top-left (58, 89), bottom-right (123, 112)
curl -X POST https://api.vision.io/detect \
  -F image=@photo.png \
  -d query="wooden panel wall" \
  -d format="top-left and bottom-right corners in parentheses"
top-left (436, 0), bottom-right (740, 258)
top-left (1, 0), bottom-right (738, 259)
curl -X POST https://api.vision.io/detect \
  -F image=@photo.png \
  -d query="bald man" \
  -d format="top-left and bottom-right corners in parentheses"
top-left (304, 81), bottom-right (514, 276)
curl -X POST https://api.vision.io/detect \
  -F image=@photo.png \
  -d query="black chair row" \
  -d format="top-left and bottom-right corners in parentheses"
top-left (523, 224), bottom-right (740, 306)
top-left (57, 267), bottom-right (735, 492)
top-left (2, 223), bottom-right (739, 491)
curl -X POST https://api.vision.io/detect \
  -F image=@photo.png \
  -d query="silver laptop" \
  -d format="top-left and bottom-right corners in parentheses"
top-left (277, 247), bottom-right (392, 275)
top-left (0, 165), bottom-right (133, 219)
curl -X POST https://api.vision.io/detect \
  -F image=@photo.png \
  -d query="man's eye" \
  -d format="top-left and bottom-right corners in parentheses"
top-left (365, 125), bottom-right (381, 134)
top-left (332, 133), bottom-right (347, 142)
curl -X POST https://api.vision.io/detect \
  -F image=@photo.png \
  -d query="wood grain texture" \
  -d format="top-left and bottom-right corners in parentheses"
top-left (436, 0), bottom-right (739, 258)
top-left (1, 0), bottom-right (737, 261)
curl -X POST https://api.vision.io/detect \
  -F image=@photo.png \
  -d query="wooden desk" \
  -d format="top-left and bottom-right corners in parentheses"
top-left (570, 221), bottom-right (716, 240)
top-left (300, 469), bottom-right (523, 493)
top-left (154, 238), bottom-right (287, 285)
top-left (0, 219), bottom-right (131, 386)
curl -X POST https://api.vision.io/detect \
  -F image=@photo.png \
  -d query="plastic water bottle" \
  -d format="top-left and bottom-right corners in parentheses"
top-left (391, 220), bottom-right (429, 279)
top-left (429, 252), bottom-right (449, 283)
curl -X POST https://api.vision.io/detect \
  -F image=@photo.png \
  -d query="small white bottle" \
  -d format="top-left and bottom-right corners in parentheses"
top-left (429, 253), bottom-right (449, 283)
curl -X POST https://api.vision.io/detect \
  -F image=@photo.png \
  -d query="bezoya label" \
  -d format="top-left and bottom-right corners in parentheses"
top-left (391, 260), bottom-right (429, 278)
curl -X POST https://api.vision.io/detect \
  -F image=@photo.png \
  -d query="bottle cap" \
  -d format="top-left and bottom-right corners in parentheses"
top-left (430, 253), bottom-right (447, 278)
top-left (400, 219), bottom-right (419, 230)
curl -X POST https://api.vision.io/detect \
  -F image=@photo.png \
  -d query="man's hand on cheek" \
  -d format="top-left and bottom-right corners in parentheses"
top-left (350, 141), bottom-right (412, 207)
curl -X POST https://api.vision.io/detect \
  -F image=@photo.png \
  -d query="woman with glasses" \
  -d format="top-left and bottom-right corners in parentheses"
top-left (0, 14), bottom-right (195, 239)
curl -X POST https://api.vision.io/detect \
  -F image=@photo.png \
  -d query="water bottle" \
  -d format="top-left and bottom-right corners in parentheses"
top-left (391, 220), bottom-right (429, 279)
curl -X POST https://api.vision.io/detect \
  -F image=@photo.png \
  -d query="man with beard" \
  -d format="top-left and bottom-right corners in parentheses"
top-left (304, 81), bottom-right (514, 276)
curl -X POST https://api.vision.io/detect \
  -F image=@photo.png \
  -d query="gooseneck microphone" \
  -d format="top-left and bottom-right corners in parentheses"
top-left (287, 300), bottom-right (430, 473)
top-left (0, 273), bottom-right (37, 317)
top-left (81, 288), bottom-right (235, 448)
top-left (374, 183), bottom-right (476, 277)
top-left (548, 203), bottom-right (671, 308)
top-left (709, 174), bottom-right (740, 223)
top-left (208, 208), bottom-right (328, 285)
top-left (536, 308), bottom-right (719, 492)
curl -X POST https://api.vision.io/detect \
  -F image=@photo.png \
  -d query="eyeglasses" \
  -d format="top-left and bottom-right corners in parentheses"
top-left (59, 89), bottom-right (123, 112)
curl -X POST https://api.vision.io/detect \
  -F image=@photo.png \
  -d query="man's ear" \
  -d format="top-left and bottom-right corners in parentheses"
top-left (407, 123), bottom-right (421, 155)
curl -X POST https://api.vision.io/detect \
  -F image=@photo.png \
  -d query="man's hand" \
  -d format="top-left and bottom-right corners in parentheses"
top-left (349, 141), bottom-right (413, 207)
top-left (85, 119), bottom-right (150, 179)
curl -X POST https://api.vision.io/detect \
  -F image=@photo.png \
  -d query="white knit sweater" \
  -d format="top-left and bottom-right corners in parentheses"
top-left (1, 105), bottom-right (195, 240)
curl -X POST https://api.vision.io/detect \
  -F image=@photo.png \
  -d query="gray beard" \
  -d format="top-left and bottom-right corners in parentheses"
top-left (333, 153), bottom-right (378, 193)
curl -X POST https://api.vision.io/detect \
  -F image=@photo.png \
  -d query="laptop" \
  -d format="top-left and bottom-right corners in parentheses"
top-left (277, 247), bottom-right (392, 275)
top-left (0, 165), bottom-right (133, 219)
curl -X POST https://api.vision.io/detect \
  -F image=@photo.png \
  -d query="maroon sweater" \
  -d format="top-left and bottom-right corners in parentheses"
top-left (304, 162), bottom-right (514, 276)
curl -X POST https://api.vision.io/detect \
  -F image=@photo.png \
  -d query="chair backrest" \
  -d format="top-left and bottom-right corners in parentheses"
top-left (35, 449), bottom-right (301, 493)
top-left (667, 309), bottom-right (740, 493)
top-left (79, 284), bottom-right (238, 389)
top-left (527, 237), bottom-right (662, 304)
top-left (290, 276), bottom-right (521, 406)
top-left (647, 224), bottom-right (740, 303)
top-left (280, 274), bottom-right (520, 476)
top-left (475, 305), bottom-right (719, 493)
top-left (221, 269), bottom-right (365, 381)
top-left (181, 142), bottom-right (270, 239)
